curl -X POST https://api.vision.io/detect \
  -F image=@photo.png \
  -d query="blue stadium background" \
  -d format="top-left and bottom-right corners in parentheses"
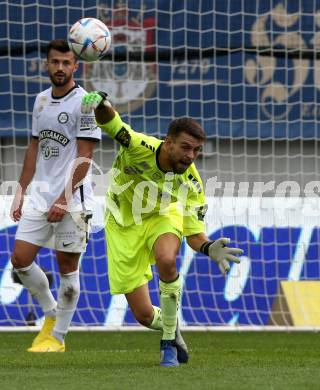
top-left (1, 0), bottom-right (320, 326)
top-left (1, 0), bottom-right (320, 138)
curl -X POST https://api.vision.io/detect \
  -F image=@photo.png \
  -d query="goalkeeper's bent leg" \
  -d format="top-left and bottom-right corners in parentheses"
top-left (159, 274), bottom-right (181, 340)
top-left (148, 304), bottom-right (189, 363)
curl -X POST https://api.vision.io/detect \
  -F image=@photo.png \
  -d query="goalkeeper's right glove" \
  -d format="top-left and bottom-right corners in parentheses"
top-left (200, 238), bottom-right (243, 276)
top-left (81, 91), bottom-right (111, 114)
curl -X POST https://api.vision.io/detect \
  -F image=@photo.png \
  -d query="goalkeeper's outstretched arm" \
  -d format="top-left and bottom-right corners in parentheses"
top-left (81, 91), bottom-right (115, 124)
top-left (187, 232), bottom-right (243, 276)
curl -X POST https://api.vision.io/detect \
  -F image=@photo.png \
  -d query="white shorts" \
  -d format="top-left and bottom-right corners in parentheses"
top-left (15, 209), bottom-right (92, 253)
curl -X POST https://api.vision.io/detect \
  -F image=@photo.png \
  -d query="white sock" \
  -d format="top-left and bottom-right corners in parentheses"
top-left (14, 262), bottom-right (56, 313)
top-left (53, 270), bottom-right (80, 342)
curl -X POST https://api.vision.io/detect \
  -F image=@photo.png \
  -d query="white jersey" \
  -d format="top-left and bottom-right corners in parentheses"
top-left (29, 85), bottom-right (101, 212)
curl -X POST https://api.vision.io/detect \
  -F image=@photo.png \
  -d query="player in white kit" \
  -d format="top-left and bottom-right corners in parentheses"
top-left (10, 39), bottom-right (101, 352)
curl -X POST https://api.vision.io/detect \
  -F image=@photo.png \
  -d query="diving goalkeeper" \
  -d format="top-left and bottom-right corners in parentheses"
top-left (81, 91), bottom-right (243, 367)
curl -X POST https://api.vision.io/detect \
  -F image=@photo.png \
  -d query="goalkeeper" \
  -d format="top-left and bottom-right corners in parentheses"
top-left (82, 91), bottom-right (243, 367)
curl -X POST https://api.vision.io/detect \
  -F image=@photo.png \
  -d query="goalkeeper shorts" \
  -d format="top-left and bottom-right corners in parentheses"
top-left (105, 212), bottom-right (183, 295)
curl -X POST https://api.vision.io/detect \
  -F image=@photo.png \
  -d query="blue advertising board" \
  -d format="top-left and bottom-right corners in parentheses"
top-left (0, 196), bottom-right (319, 327)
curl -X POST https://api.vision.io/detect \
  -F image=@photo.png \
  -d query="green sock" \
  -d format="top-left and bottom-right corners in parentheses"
top-left (159, 275), bottom-right (181, 340)
top-left (148, 306), bottom-right (163, 331)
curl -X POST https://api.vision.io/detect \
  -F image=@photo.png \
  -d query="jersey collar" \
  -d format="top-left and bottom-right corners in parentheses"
top-left (156, 142), bottom-right (168, 173)
top-left (51, 84), bottom-right (79, 100)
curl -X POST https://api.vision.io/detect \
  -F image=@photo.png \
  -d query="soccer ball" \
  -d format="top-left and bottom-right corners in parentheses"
top-left (68, 18), bottom-right (111, 62)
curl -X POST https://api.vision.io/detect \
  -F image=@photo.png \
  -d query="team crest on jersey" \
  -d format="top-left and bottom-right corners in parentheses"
top-left (84, 2), bottom-right (156, 113)
top-left (58, 112), bottom-right (69, 124)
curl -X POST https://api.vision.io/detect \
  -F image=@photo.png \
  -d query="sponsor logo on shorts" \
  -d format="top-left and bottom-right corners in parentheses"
top-left (62, 242), bottom-right (73, 247)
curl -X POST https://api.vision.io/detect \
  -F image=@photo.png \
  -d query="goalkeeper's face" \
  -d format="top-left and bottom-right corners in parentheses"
top-left (46, 49), bottom-right (78, 87)
top-left (166, 132), bottom-right (203, 174)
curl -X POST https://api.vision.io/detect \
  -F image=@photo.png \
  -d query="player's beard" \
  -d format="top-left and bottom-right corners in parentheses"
top-left (172, 162), bottom-right (191, 174)
top-left (49, 72), bottom-right (72, 87)
top-left (169, 153), bottom-right (192, 174)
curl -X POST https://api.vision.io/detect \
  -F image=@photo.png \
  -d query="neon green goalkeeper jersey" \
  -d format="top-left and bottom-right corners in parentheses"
top-left (98, 112), bottom-right (207, 235)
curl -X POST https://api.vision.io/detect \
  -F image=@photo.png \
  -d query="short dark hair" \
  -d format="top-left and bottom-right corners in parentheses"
top-left (167, 117), bottom-right (206, 141)
top-left (46, 39), bottom-right (76, 60)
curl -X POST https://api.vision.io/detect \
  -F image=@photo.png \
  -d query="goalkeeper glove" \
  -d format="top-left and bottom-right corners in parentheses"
top-left (81, 91), bottom-right (111, 114)
top-left (200, 238), bottom-right (243, 276)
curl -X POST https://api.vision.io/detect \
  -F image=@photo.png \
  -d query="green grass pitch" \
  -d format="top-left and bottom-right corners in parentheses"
top-left (0, 331), bottom-right (319, 390)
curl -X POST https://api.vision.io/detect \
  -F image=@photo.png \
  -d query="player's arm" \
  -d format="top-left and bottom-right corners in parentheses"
top-left (186, 232), bottom-right (243, 276)
top-left (81, 91), bottom-right (115, 124)
top-left (10, 137), bottom-right (39, 222)
top-left (81, 91), bottom-right (136, 148)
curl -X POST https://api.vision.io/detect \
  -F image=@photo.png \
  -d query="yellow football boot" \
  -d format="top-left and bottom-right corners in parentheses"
top-left (27, 335), bottom-right (65, 353)
top-left (29, 317), bottom-right (56, 348)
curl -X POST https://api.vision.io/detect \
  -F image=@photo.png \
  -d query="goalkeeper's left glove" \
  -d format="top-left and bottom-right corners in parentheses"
top-left (200, 238), bottom-right (243, 276)
top-left (81, 91), bottom-right (111, 114)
